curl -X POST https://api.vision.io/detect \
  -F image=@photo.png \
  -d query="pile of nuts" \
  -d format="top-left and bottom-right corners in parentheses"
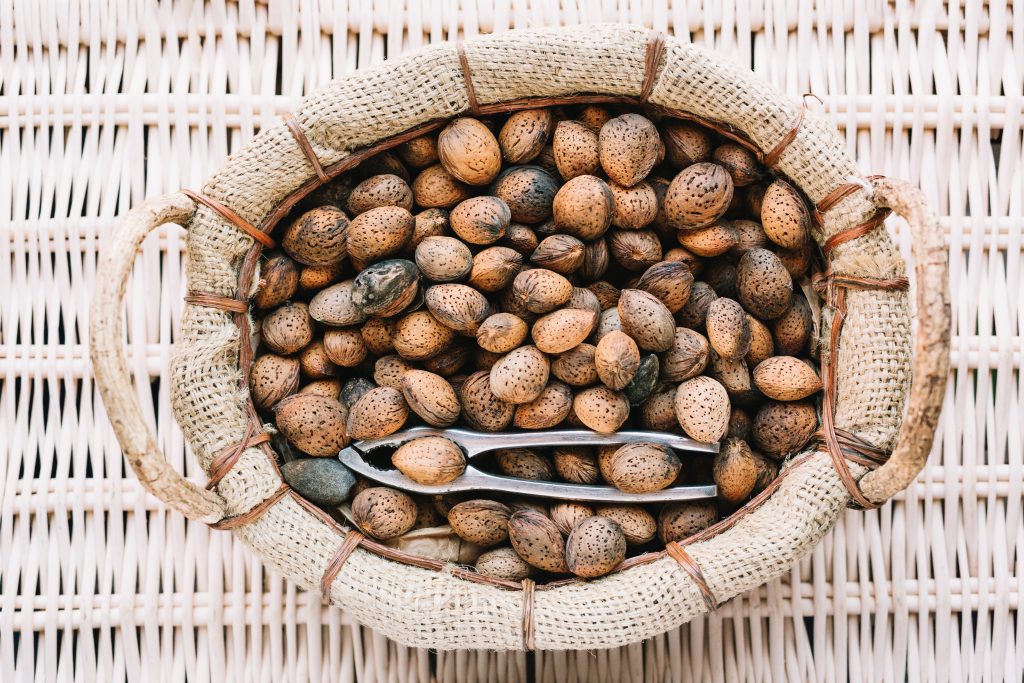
top-left (251, 105), bottom-right (823, 580)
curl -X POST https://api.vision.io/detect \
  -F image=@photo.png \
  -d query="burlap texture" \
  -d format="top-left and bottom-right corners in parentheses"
top-left (169, 25), bottom-right (912, 650)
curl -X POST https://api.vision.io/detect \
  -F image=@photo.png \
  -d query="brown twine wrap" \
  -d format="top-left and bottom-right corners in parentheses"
top-left (209, 483), bottom-right (290, 530)
top-left (205, 424), bottom-right (272, 490)
top-left (184, 292), bottom-right (249, 314)
top-left (321, 530), bottom-right (365, 601)
top-left (763, 99), bottom-right (807, 168)
top-left (822, 209), bottom-right (892, 256)
top-left (812, 174), bottom-right (888, 226)
top-left (282, 112), bottom-right (329, 183)
top-left (521, 578), bottom-right (536, 651)
top-left (181, 189), bottom-right (276, 249)
top-left (639, 31), bottom-right (666, 104)
top-left (456, 41), bottom-right (481, 116)
top-left (665, 542), bottom-right (717, 611)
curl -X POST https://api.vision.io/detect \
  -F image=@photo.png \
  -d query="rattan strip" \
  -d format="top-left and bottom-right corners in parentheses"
top-left (762, 100), bottom-right (806, 168)
top-left (665, 543), bottom-right (718, 611)
top-left (184, 292), bottom-right (249, 313)
top-left (521, 579), bottom-right (536, 651)
top-left (822, 209), bottom-right (892, 256)
top-left (282, 112), bottom-right (329, 183)
top-left (639, 31), bottom-right (667, 104)
top-left (321, 530), bottom-right (365, 600)
top-left (208, 484), bottom-right (290, 530)
top-left (456, 41), bottom-right (481, 116)
top-left (181, 189), bottom-right (276, 249)
top-left (206, 424), bottom-right (272, 490)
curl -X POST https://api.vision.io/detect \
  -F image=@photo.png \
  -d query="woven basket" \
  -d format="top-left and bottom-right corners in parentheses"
top-left (89, 25), bottom-right (949, 651)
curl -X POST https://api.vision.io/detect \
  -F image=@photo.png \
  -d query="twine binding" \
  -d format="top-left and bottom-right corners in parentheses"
top-left (639, 31), bottom-right (666, 103)
top-left (456, 41), bottom-right (481, 116)
top-left (184, 292), bottom-right (249, 314)
top-left (181, 189), bottom-right (276, 249)
top-left (321, 530), bottom-right (365, 601)
top-left (209, 483), bottom-right (290, 530)
top-left (282, 112), bottom-right (329, 183)
top-left (666, 543), bottom-right (717, 611)
top-left (521, 579), bottom-right (536, 651)
top-left (206, 423), bottom-right (272, 490)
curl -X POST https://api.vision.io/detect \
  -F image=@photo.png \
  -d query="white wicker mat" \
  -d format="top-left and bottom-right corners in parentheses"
top-left (1, 1), bottom-right (1021, 681)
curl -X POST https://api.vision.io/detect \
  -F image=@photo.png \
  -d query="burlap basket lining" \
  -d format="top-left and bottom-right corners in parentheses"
top-left (88, 25), bottom-right (941, 650)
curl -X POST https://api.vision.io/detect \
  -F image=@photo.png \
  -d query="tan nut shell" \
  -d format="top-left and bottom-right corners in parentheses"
top-left (468, 246), bottom-right (522, 293)
top-left (448, 500), bottom-right (513, 546)
top-left (617, 289), bottom-right (675, 352)
top-left (636, 260), bottom-right (694, 313)
top-left (261, 302), bottom-right (314, 355)
top-left (488, 345), bottom-right (550, 404)
top-left (425, 283), bottom-right (490, 334)
top-left (705, 298), bottom-right (752, 360)
top-left (400, 369), bottom-right (461, 427)
top-left (752, 356), bottom-right (823, 401)
top-left (459, 370), bottom-right (516, 432)
top-left (713, 438), bottom-right (759, 504)
top-left (282, 206), bottom-right (350, 266)
top-left (273, 393), bottom-right (349, 456)
top-left (663, 162), bottom-right (734, 230)
top-left (352, 487), bottom-right (417, 540)
top-left (346, 386), bottom-right (409, 440)
top-left (507, 510), bottom-right (569, 573)
top-left (347, 206), bottom-right (415, 264)
top-left (598, 113), bottom-right (661, 186)
top-left (438, 117), bottom-right (502, 186)
top-left (476, 313), bottom-right (529, 354)
top-left (572, 386), bottom-right (630, 433)
top-left (392, 310), bottom-right (456, 361)
top-left (411, 164), bottom-right (472, 208)
top-left (254, 253), bottom-right (299, 310)
top-left (552, 175), bottom-right (615, 240)
top-left (595, 505), bottom-right (657, 545)
top-left (674, 376), bottom-right (730, 444)
top-left (495, 449), bottom-right (553, 480)
top-left (752, 400), bottom-right (818, 456)
top-left (498, 109), bottom-right (553, 164)
top-left (392, 436), bottom-right (466, 485)
top-left (552, 120), bottom-right (600, 180)
top-left (605, 442), bottom-right (681, 493)
top-left (348, 174), bottom-right (414, 215)
top-left (323, 328), bottom-right (368, 367)
top-left (249, 354), bottom-right (300, 410)
top-left (594, 330), bottom-right (640, 391)
top-left (610, 180), bottom-right (659, 230)
top-left (511, 268), bottom-right (573, 314)
top-left (414, 235), bottom-right (473, 282)
top-left (549, 502), bottom-right (595, 536)
top-left (531, 308), bottom-right (597, 354)
top-left (761, 179), bottom-right (811, 249)
top-left (661, 327), bottom-right (710, 382)
top-left (513, 381), bottom-right (573, 430)
top-left (450, 196), bottom-right (512, 245)
top-left (658, 501), bottom-right (717, 544)
top-left (475, 547), bottom-right (534, 580)
top-left (550, 343), bottom-right (599, 387)
top-left (565, 516), bottom-right (627, 578)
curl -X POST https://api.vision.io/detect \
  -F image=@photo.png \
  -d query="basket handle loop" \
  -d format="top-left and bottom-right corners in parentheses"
top-left (856, 178), bottom-right (950, 504)
top-left (89, 192), bottom-right (228, 522)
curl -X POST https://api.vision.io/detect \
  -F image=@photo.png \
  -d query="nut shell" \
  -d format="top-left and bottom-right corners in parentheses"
top-left (598, 113), bottom-right (661, 187)
top-left (713, 438), bottom-right (759, 503)
top-left (437, 117), bottom-right (502, 185)
top-left (309, 280), bottom-right (369, 327)
top-left (282, 206), bottom-right (350, 266)
top-left (322, 328), bottom-right (368, 368)
top-left (752, 356), bottom-right (823, 401)
top-left (495, 449), bottom-right (553, 480)
top-left (299, 340), bottom-right (339, 379)
top-left (552, 175), bottom-right (614, 240)
top-left (712, 144), bottom-right (763, 187)
top-left (605, 442), bottom-right (681, 493)
top-left (414, 235), bottom-right (473, 282)
top-left (448, 500), bottom-right (513, 546)
top-left (450, 196), bottom-right (512, 245)
top-left (467, 246), bottom-right (522, 293)
top-left (347, 174), bottom-right (414, 215)
top-left (594, 330), bottom-right (640, 391)
top-left (705, 298), bottom-right (752, 360)
top-left (352, 487), bottom-right (417, 540)
top-left (532, 308), bottom-right (597, 354)
top-left (499, 109), bottom-right (553, 164)
top-left (392, 436), bottom-right (466, 485)
top-left (549, 502), bottom-right (595, 536)
top-left (507, 510), bottom-right (569, 573)
top-left (674, 376), bottom-right (730, 444)
top-left (513, 381), bottom-right (573, 430)
top-left (250, 354), bottom-right (300, 409)
top-left (460, 370), bottom-right (516, 432)
top-left (662, 121), bottom-right (713, 167)
top-left (511, 268), bottom-right (573, 314)
top-left (392, 310), bottom-right (456, 360)
top-left (636, 261), bottom-right (693, 313)
top-left (640, 384), bottom-right (678, 431)
top-left (346, 386), bottom-right (409, 440)
top-left (411, 164), bottom-right (472, 208)
top-left (676, 222), bottom-right (739, 258)
top-left (610, 180), bottom-right (659, 229)
top-left (752, 400), bottom-right (818, 456)
top-left (530, 234), bottom-right (585, 275)
top-left (761, 179), bottom-right (810, 249)
top-left (373, 355), bottom-right (416, 389)
top-left (339, 378), bottom-right (373, 406)
top-left (594, 505), bottom-right (656, 545)
top-left (475, 547), bottom-right (534, 580)
top-left (658, 501), bottom-right (716, 543)
top-left (552, 448), bottom-right (600, 484)
top-left (676, 280), bottom-right (717, 329)
top-left (477, 313), bottom-right (529, 354)
top-left (491, 166), bottom-right (559, 224)
top-left (347, 206), bottom-right (415, 264)
top-left (736, 248), bottom-right (793, 320)
top-left (425, 284), bottom-right (490, 334)
top-left (489, 345), bottom-right (550, 404)
top-left (273, 393), bottom-right (350, 456)
top-left (550, 343), bottom-right (599, 387)
top-left (572, 386), bottom-right (630, 433)
top-left (552, 120), bottom-right (600, 180)
top-left (397, 134), bottom-right (439, 168)
top-left (745, 315), bottom-right (775, 367)
top-left (351, 259), bottom-right (419, 317)
top-left (261, 302), bottom-right (314, 355)
top-left (771, 295), bottom-right (813, 356)
top-left (565, 516), bottom-right (627, 578)
top-left (401, 369), bottom-right (461, 427)
top-left (608, 229), bottom-right (663, 271)
top-left (254, 253), bottom-right (299, 310)
top-left (663, 162), bottom-right (734, 230)
top-left (617, 289), bottom-right (675, 352)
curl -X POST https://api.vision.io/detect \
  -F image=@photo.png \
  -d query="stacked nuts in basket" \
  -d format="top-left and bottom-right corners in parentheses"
top-left (250, 105), bottom-right (823, 580)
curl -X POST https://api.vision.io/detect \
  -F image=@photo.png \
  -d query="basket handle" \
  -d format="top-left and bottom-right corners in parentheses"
top-left (856, 178), bottom-right (951, 504)
top-left (89, 192), bottom-right (228, 523)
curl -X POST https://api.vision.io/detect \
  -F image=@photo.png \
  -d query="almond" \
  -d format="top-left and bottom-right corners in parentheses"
top-left (752, 356), bottom-right (822, 400)
top-left (572, 386), bottom-right (630, 433)
top-left (610, 180), bottom-right (659, 229)
top-left (550, 502), bottom-right (595, 536)
top-left (450, 196), bottom-right (511, 245)
top-left (617, 289), bottom-right (675, 352)
top-left (339, 378), bottom-right (375, 407)
top-left (712, 144), bottom-right (763, 187)
top-left (530, 234), bottom-right (585, 275)
top-left (273, 393), bottom-right (349, 456)
top-left (414, 235), bottom-right (473, 282)
top-left (508, 510), bottom-right (569, 573)
top-left (298, 261), bottom-right (346, 291)
top-left (635, 260), bottom-right (693, 313)
top-left (308, 281), bottom-right (367, 327)
top-left (322, 328), bottom-right (367, 367)
top-left (501, 223), bottom-right (540, 254)
top-left (713, 438), bottom-right (758, 503)
top-left (624, 353), bottom-right (660, 406)
top-left (751, 400), bottom-right (818, 456)
top-left (498, 109), bottom-right (553, 164)
top-left (660, 327), bottom-right (710, 381)
top-left (448, 499), bottom-right (512, 546)
top-left (249, 354), bottom-right (300, 410)
top-left (578, 105), bottom-right (613, 130)
top-left (347, 174), bottom-right (414, 215)
top-left (254, 253), bottom-right (299, 310)
top-left (658, 501), bottom-right (717, 543)
top-left (674, 376), bottom-right (730, 443)
top-left (761, 179), bottom-right (810, 249)
top-left (608, 229), bottom-right (663, 271)
top-left (663, 162), bottom-right (734, 230)
top-left (298, 340), bottom-right (339, 379)
top-left (705, 298), bottom-right (752, 360)
top-left (261, 302), bottom-right (314, 354)
top-left (422, 341), bottom-right (471, 377)
top-left (459, 370), bottom-right (515, 432)
top-left (552, 120), bottom-right (600, 180)
top-left (488, 345), bottom-right (550, 404)
top-left (565, 516), bottom-right (627, 578)
top-left (475, 547), bottom-right (534, 580)
top-left (513, 380), bottom-right (573, 430)
top-left (591, 307), bottom-right (622, 343)
top-left (495, 448), bottom-right (553, 480)
top-left (728, 219), bottom-right (770, 258)
top-left (425, 283), bottom-right (490, 334)
top-left (588, 280), bottom-right (621, 310)
top-left (392, 436), bottom-right (466, 485)
top-left (675, 280), bottom-right (717, 329)
top-left (771, 295), bottom-right (813, 356)
top-left (662, 121), bottom-right (713, 167)
top-left (598, 114), bottom-right (660, 186)
top-left (351, 258), bottom-right (419, 317)
top-left (579, 238), bottom-right (610, 282)
top-left (391, 311), bottom-right (453, 361)
top-left (594, 505), bottom-right (657, 545)
top-left (400, 369), bottom-right (460, 427)
top-left (352, 487), bottom-right (417, 539)
top-left (282, 206), bottom-right (350, 266)
top-left (569, 287), bottom-right (603, 319)
top-left (397, 134), bottom-right (439, 168)
top-left (411, 164), bottom-right (472, 208)
top-left (776, 242), bottom-right (813, 279)
top-left (550, 343), bottom-right (599, 387)
top-left (552, 175), bottom-right (615, 240)
top-left (437, 117), bottom-right (502, 185)
top-left (675, 222), bottom-right (738, 258)
top-left (491, 166), bottom-right (559, 224)
top-left (605, 442), bottom-right (681, 493)
top-left (708, 351), bottom-right (756, 404)
top-left (476, 313), bottom-right (528, 354)
top-left (745, 315), bottom-right (775, 367)
top-left (346, 386), bottom-right (409, 440)
top-left (551, 447), bottom-right (600, 484)
top-left (511, 268), bottom-right (573, 313)
top-left (594, 330), bottom-right (640, 390)
top-left (736, 248), bottom-right (792, 320)
top-left (640, 384), bottom-right (678, 431)
top-left (532, 308), bottom-right (597, 354)
top-left (373, 354), bottom-right (415, 389)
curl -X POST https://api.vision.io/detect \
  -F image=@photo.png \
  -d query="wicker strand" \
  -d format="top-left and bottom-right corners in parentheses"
top-left (639, 31), bottom-right (666, 103)
top-left (762, 98), bottom-right (808, 168)
top-left (184, 292), bottom-right (249, 313)
top-left (665, 543), bottom-right (717, 611)
top-left (456, 41), bottom-right (481, 116)
top-left (209, 484), bottom-right (291, 531)
top-left (205, 425), bottom-right (272, 490)
top-left (822, 208), bottom-right (893, 256)
top-left (321, 530), bottom-right (365, 601)
top-left (181, 189), bottom-right (276, 249)
top-left (282, 112), bottom-right (329, 183)
top-left (521, 579), bottom-right (536, 651)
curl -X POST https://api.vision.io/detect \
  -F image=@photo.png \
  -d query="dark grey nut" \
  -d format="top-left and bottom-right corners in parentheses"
top-left (281, 458), bottom-right (356, 507)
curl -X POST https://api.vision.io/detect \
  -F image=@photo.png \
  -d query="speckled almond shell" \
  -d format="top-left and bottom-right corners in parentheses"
top-left (309, 280), bottom-right (369, 327)
top-left (459, 370), bottom-right (515, 432)
top-left (552, 120), bottom-right (600, 180)
top-left (260, 302), bottom-right (314, 355)
top-left (360, 317), bottom-right (398, 356)
top-left (392, 436), bottom-right (466, 485)
top-left (488, 345), bottom-right (550, 404)
top-left (476, 313), bottom-right (528, 354)
top-left (752, 400), bottom-right (818, 457)
top-left (414, 235), bottom-right (473, 282)
top-left (549, 502), bottom-right (595, 536)
top-left (550, 343), bottom-right (599, 387)
top-left (595, 330), bottom-right (640, 391)
top-left (579, 237), bottom-right (610, 282)
top-left (495, 448), bottom-right (554, 480)
top-left (474, 547), bottom-right (533, 581)
top-left (352, 487), bottom-right (418, 540)
top-left (675, 280), bottom-right (717, 329)
top-left (530, 234), bottom-right (585, 275)
top-left (249, 353), bottom-right (301, 410)
top-left (500, 223), bottom-right (540, 255)
top-left (595, 505), bottom-right (657, 546)
top-left (598, 113), bottom-right (661, 187)
top-left (511, 268), bottom-right (573, 314)
top-left (448, 500), bottom-right (513, 547)
top-left (550, 448), bottom-right (599, 485)
top-left (674, 375), bottom-right (730, 444)
top-left (411, 164), bottom-right (472, 209)
top-left (281, 205), bottom-right (350, 267)
top-left (565, 516), bottom-right (627, 578)
top-left (254, 253), bottom-right (299, 310)
top-left (617, 289), bottom-right (675, 352)
top-left (298, 340), bottom-right (340, 379)
top-left (491, 166), bottom-right (559, 225)
top-left (744, 315), bottom-right (775, 367)
top-left (712, 143), bottom-right (764, 187)
top-left (640, 384), bottom-right (678, 431)
top-left (513, 380), bottom-right (573, 430)
top-left (450, 196), bottom-right (512, 245)
top-left (406, 208), bottom-right (450, 253)
top-left (661, 120), bottom-right (713, 168)
top-left (552, 175), bottom-right (615, 240)
top-left (351, 259), bottom-right (419, 317)
top-left (321, 328), bottom-right (367, 368)
top-left (606, 442), bottom-right (681, 494)
top-left (298, 260), bottom-right (346, 291)
top-left (373, 354), bottom-right (416, 389)
top-left (706, 298), bottom-right (752, 360)
top-left (498, 109), bottom-right (553, 164)
top-left (713, 438), bottom-right (759, 503)
top-left (438, 117), bottom-right (502, 186)
top-left (507, 510), bottom-right (569, 574)
top-left (531, 308), bottom-right (596, 354)
top-left (658, 501), bottom-right (718, 544)
top-left (424, 283), bottom-right (490, 334)
top-left (422, 340), bottom-right (471, 377)
top-left (608, 229), bottom-right (663, 271)
top-left (345, 386), bottom-right (409, 440)
top-left (569, 287), bottom-right (603, 319)
top-left (676, 222), bottom-right (739, 258)
top-left (708, 352), bottom-right (754, 401)
top-left (663, 162), bottom-right (735, 230)
top-left (572, 385), bottom-right (630, 434)
top-left (587, 281), bottom-right (621, 311)
top-left (609, 180), bottom-right (659, 230)
top-left (397, 134), bottom-right (439, 169)
top-left (591, 307), bottom-right (623, 344)
top-left (660, 327), bottom-right (710, 382)
top-left (347, 205), bottom-right (415, 264)
top-left (736, 248), bottom-right (793, 320)
top-left (347, 174), bottom-right (414, 215)
top-left (468, 246), bottom-right (522, 293)
top-left (635, 260), bottom-right (693, 313)
top-left (400, 369), bottom-right (461, 427)
top-left (727, 219), bottom-right (770, 258)
top-left (775, 242), bottom-right (814, 279)
top-left (771, 295), bottom-right (813, 356)
top-left (272, 393), bottom-right (350, 456)
top-left (752, 355), bottom-right (823, 401)
top-left (761, 179), bottom-right (811, 249)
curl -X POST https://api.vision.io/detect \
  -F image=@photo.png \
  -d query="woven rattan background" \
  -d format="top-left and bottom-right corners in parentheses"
top-left (1, 1), bottom-right (1020, 681)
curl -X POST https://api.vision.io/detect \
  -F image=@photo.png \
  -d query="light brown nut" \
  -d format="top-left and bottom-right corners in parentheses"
top-left (352, 487), bottom-right (417, 539)
top-left (675, 281), bottom-right (718, 329)
top-left (663, 162), bottom-right (734, 230)
top-left (702, 261), bottom-right (738, 299)
top-left (594, 330), bottom-right (640, 391)
top-left (350, 258), bottom-right (419, 317)
top-left (511, 268), bottom-right (573, 314)
top-left (467, 246), bottom-right (522, 293)
top-left (569, 287), bottom-right (603, 319)
top-left (491, 166), bottom-right (559, 224)
top-left (676, 222), bottom-right (739, 258)
top-left (347, 206), bottom-right (415, 264)
top-left (608, 229), bottom-right (663, 271)
top-left (249, 354), bottom-right (300, 410)
top-left (298, 340), bottom-right (339, 379)
top-left (477, 313), bottom-right (529, 354)
top-left (591, 307), bottom-right (622, 344)
top-left (273, 393), bottom-right (349, 456)
top-left (771, 295), bottom-right (813, 356)
top-left (411, 164), bottom-right (472, 208)
top-left (550, 343), bottom-right (599, 387)
top-left (705, 298), bottom-right (752, 360)
top-left (475, 547), bottom-right (534, 580)
top-left (397, 134), bottom-right (439, 168)
top-left (610, 180), bottom-right (659, 229)
top-left (712, 143), bottom-right (763, 187)
top-left (448, 500), bottom-right (513, 546)
top-left (565, 516), bottom-right (627, 578)
top-left (617, 289), bottom-right (675, 352)
top-left (736, 248), bottom-right (793, 320)
top-left (549, 502), bottom-right (595, 536)
top-left (551, 447), bottom-right (600, 484)
top-left (761, 179), bottom-right (810, 249)
top-left (298, 261), bottom-right (346, 291)
top-left (641, 384), bottom-right (678, 431)
top-left (346, 386), bottom-right (409, 440)
top-left (605, 442), bottom-right (681, 493)
top-left (414, 235), bottom-right (473, 282)
top-left (595, 505), bottom-right (657, 545)
top-left (261, 302), bottom-right (314, 354)
top-left (498, 109), bottom-right (553, 164)
top-left (360, 317), bottom-right (398, 356)
top-left (282, 206), bottom-right (349, 266)
top-left (662, 121), bottom-right (713, 168)
top-left (745, 315), bottom-right (775, 367)
top-left (578, 105), bottom-right (613, 130)
top-left (347, 174), bottom-right (414, 215)
top-left (513, 381), bottom-right (573, 430)
top-left (674, 376), bottom-right (730, 444)
top-left (752, 356), bottom-right (822, 401)
top-left (422, 341), bottom-right (471, 377)
top-left (776, 242), bottom-right (813, 279)
top-left (425, 283), bottom-right (490, 334)
top-left (301, 378), bottom-right (344, 400)
top-left (508, 510), bottom-right (569, 573)
top-left (459, 370), bottom-right (516, 432)
top-left (587, 281), bottom-right (621, 310)
top-left (636, 261), bottom-right (694, 313)
top-left (552, 120), bottom-right (600, 180)
top-left (532, 308), bottom-right (597, 354)
top-left (437, 117), bottom-right (502, 185)
top-left (254, 253), bottom-right (299, 310)
top-left (322, 328), bottom-right (367, 368)
top-left (572, 386), bottom-right (630, 433)
top-left (530, 234), bottom-right (585, 275)
top-left (658, 501), bottom-right (717, 543)
top-left (400, 369), bottom-right (460, 427)
top-left (661, 327), bottom-right (710, 382)
top-left (450, 196), bottom-right (512, 245)
top-left (713, 438), bottom-right (759, 504)
top-left (727, 407), bottom-right (753, 440)
top-left (751, 451), bottom-right (780, 493)
top-left (708, 351), bottom-right (756, 404)
top-left (598, 113), bottom-right (660, 186)
top-left (501, 223), bottom-right (540, 255)
top-left (552, 175), bottom-right (615, 240)
top-left (373, 354), bottom-right (416, 389)
top-left (752, 400), bottom-right (818, 457)
top-left (406, 208), bottom-right (450, 255)
top-left (495, 448), bottom-right (553, 480)
top-left (392, 436), bottom-right (466, 485)
top-left (489, 345), bottom-right (550, 404)
top-left (728, 219), bottom-right (770, 258)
